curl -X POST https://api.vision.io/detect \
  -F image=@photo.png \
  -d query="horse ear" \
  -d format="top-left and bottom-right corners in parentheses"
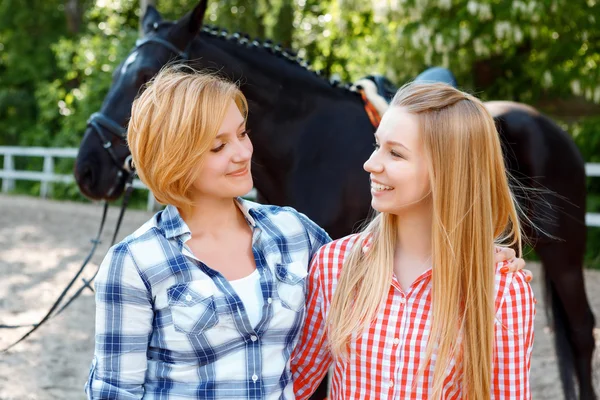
top-left (186, 0), bottom-right (209, 35)
top-left (170, 0), bottom-right (208, 47)
top-left (142, 5), bottom-right (163, 36)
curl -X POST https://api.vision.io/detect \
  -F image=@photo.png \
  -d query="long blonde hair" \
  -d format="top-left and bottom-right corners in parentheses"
top-left (127, 64), bottom-right (247, 214)
top-left (327, 82), bottom-right (522, 399)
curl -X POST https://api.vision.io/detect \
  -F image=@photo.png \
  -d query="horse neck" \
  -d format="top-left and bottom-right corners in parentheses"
top-left (191, 34), bottom-right (359, 137)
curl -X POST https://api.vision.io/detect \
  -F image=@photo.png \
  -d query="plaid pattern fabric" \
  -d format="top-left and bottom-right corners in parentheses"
top-left (85, 198), bottom-right (330, 400)
top-left (292, 234), bottom-right (536, 399)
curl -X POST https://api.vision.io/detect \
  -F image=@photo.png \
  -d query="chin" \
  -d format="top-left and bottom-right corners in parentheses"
top-left (370, 199), bottom-right (387, 213)
top-left (371, 199), bottom-right (403, 216)
top-left (233, 181), bottom-right (254, 198)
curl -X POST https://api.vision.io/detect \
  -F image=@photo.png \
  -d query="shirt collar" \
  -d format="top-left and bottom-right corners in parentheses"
top-left (235, 197), bottom-right (257, 228)
top-left (159, 197), bottom-right (257, 240)
top-left (160, 204), bottom-right (190, 240)
top-left (361, 233), bottom-right (373, 255)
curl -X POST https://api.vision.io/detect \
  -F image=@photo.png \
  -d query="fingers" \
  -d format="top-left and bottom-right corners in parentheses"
top-left (499, 257), bottom-right (532, 282)
top-left (494, 246), bottom-right (516, 264)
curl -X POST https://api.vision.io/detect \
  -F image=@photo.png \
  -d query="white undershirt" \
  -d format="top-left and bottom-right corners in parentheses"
top-left (229, 269), bottom-right (263, 328)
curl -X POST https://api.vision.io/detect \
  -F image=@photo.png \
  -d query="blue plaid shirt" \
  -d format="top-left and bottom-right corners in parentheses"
top-left (85, 198), bottom-right (331, 399)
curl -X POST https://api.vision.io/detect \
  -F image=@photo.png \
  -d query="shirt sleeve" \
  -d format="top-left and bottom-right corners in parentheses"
top-left (492, 271), bottom-right (536, 399)
top-left (291, 249), bottom-right (333, 400)
top-left (293, 210), bottom-right (332, 259)
top-left (85, 242), bottom-right (153, 400)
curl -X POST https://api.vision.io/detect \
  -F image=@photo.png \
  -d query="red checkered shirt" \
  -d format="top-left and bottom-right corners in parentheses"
top-left (292, 234), bottom-right (535, 399)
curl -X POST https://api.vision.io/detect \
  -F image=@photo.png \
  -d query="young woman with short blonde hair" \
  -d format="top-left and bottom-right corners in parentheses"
top-left (85, 65), bottom-right (331, 399)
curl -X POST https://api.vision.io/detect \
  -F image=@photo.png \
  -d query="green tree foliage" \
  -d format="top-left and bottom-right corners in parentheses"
top-left (0, 0), bottom-right (70, 146)
top-left (39, 1), bottom-right (139, 148)
top-left (291, 0), bottom-right (600, 105)
top-left (389, 0), bottom-right (599, 104)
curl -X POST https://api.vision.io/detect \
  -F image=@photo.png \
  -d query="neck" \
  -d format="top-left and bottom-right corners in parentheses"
top-left (179, 196), bottom-right (246, 238)
top-left (394, 202), bottom-right (433, 264)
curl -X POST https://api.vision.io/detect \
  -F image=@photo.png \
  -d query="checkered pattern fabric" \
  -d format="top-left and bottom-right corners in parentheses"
top-left (85, 198), bottom-right (330, 400)
top-left (292, 234), bottom-right (535, 399)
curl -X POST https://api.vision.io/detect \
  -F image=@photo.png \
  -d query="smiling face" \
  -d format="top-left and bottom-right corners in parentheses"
top-left (363, 106), bottom-right (431, 215)
top-left (189, 100), bottom-right (254, 202)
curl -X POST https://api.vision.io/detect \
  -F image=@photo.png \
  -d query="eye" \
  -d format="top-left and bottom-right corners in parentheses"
top-left (239, 129), bottom-right (251, 138)
top-left (391, 150), bottom-right (404, 159)
top-left (211, 144), bottom-right (226, 153)
top-left (373, 142), bottom-right (380, 151)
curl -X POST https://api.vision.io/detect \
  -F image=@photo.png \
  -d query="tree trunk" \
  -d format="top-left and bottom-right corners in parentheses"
top-left (64, 0), bottom-right (83, 34)
top-left (273, 0), bottom-right (293, 48)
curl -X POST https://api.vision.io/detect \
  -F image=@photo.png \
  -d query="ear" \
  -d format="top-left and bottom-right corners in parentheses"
top-left (169, 0), bottom-right (208, 48)
top-left (186, 0), bottom-right (209, 35)
top-left (142, 5), bottom-right (163, 36)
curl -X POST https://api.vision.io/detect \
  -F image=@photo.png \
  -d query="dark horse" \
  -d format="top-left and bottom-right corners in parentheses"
top-left (74, 1), bottom-right (595, 398)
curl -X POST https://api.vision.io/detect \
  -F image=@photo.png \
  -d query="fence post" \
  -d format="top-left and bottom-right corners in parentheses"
top-left (147, 191), bottom-right (156, 212)
top-left (2, 153), bottom-right (15, 193)
top-left (40, 155), bottom-right (54, 198)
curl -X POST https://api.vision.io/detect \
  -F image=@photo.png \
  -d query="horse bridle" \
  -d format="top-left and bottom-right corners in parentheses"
top-left (86, 34), bottom-right (190, 197)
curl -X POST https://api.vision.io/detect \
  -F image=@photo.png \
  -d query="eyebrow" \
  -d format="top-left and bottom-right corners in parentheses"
top-left (215, 122), bottom-right (246, 139)
top-left (374, 133), bottom-right (411, 152)
top-left (388, 140), bottom-right (411, 152)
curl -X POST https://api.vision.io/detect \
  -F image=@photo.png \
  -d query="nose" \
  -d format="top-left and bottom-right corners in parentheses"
top-left (75, 162), bottom-right (95, 189)
top-left (363, 151), bottom-right (383, 174)
top-left (232, 137), bottom-right (253, 163)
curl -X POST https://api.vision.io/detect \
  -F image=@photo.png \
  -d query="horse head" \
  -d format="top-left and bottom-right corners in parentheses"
top-left (74, 1), bottom-right (209, 200)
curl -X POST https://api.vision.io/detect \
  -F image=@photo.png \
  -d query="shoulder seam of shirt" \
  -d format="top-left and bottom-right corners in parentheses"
top-left (122, 241), bottom-right (154, 300)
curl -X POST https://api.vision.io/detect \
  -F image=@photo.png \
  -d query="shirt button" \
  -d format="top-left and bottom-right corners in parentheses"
top-left (185, 294), bottom-right (192, 301)
top-left (267, 297), bottom-right (272, 304)
top-left (388, 380), bottom-right (394, 388)
top-left (252, 374), bottom-right (258, 382)
top-left (393, 338), bottom-right (400, 345)
top-left (399, 297), bottom-right (406, 304)
top-left (250, 335), bottom-right (258, 342)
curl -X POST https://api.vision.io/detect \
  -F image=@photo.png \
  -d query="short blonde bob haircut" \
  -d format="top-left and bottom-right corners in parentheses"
top-left (127, 64), bottom-right (248, 212)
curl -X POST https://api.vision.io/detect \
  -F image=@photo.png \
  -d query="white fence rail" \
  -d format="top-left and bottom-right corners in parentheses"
top-left (586, 164), bottom-right (600, 227)
top-left (0, 146), bottom-right (158, 211)
top-left (1, 146), bottom-right (600, 225)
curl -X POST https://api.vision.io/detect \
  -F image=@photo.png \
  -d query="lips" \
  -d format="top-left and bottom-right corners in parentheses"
top-left (227, 166), bottom-right (249, 176)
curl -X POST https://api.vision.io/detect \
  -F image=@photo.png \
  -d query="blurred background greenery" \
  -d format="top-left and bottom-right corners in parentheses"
top-left (0, 0), bottom-right (598, 266)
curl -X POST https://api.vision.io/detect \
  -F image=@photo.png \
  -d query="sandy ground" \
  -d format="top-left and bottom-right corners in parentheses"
top-left (1, 194), bottom-right (599, 400)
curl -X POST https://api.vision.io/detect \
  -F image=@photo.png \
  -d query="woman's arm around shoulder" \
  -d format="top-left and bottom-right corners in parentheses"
top-left (85, 242), bottom-right (153, 400)
top-left (492, 270), bottom-right (536, 399)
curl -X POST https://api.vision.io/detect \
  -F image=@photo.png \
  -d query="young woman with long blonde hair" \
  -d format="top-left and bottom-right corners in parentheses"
top-left (292, 82), bottom-right (535, 399)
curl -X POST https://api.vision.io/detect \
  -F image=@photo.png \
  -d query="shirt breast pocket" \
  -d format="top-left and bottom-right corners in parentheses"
top-left (167, 280), bottom-right (219, 335)
top-left (275, 261), bottom-right (308, 312)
